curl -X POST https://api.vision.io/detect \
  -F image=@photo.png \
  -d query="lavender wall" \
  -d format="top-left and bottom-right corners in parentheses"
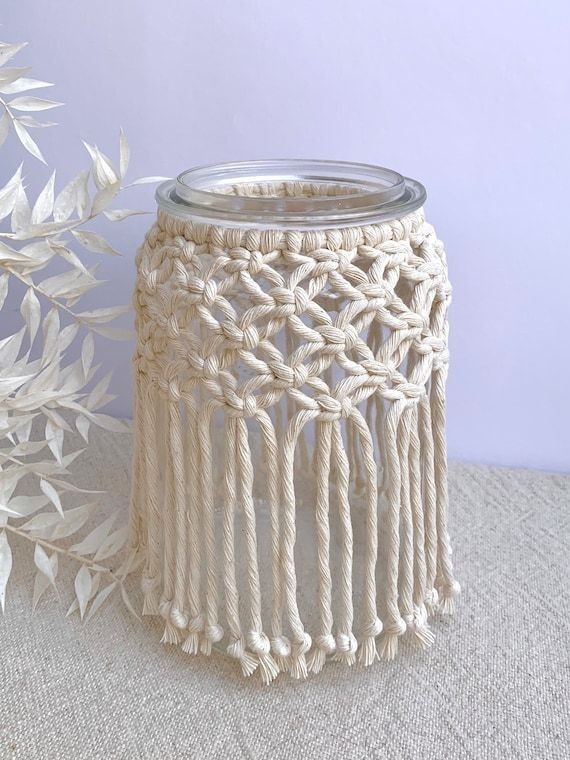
top-left (3, 1), bottom-right (570, 471)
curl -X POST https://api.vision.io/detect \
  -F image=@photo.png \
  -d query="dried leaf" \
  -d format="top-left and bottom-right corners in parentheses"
top-left (120, 584), bottom-right (140, 621)
top-left (93, 525), bottom-right (128, 561)
top-left (76, 414), bottom-right (90, 443)
top-left (20, 286), bottom-right (41, 344)
top-left (67, 571), bottom-right (101, 617)
top-left (45, 418), bottom-right (64, 464)
top-left (53, 169), bottom-right (89, 221)
top-left (0, 77), bottom-right (53, 95)
top-left (71, 229), bottom-right (119, 256)
top-left (74, 565), bottom-right (92, 620)
top-left (39, 478), bottom-right (63, 516)
top-left (0, 273), bottom-right (9, 311)
top-left (0, 164), bottom-right (23, 221)
top-left (76, 305), bottom-right (130, 323)
top-left (2, 494), bottom-right (49, 518)
top-left (34, 542), bottom-right (57, 586)
top-left (50, 503), bottom-right (94, 540)
top-left (0, 42), bottom-right (28, 67)
top-left (13, 120), bottom-right (45, 163)
top-left (8, 96), bottom-right (62, 111)
top-left (0, 374), bottom-right (34, 396)
top-left (11, 181), bottom-right (31, 231)
top-left (31, 170), bottom-right (56, 224)
top-left (0, 111), bottom-right (9, 148)
top-left (14, 115), bottom-right (57, 129)
top-left (0, 530), bottom-right (12, 612)
top-left (91, 181), bottom-right (120, 216)
top-left (70, 514), bottom-right (115, 555)
top-left (32, 553), bottom-right (58, 610)
top-left (85, 581), bottom-right (117, 622)
top-left (81, 332), bottom-right (95, 380)
top-left (0, 67), bottom-right (30, 86)
top-left (82, 141), bottom-right (118, 189)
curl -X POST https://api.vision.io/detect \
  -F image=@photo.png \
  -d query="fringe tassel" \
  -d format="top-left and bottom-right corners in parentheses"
top-left (222, 416), bottom-right (258, 678)
top-left (419, 394), bottom-right (438, 617)
top-left (140, 378), bottom-right (161, 616)
top-left (379, 400), bottom-right (407, 660)
top-left (309, 420), bottom-right (336, 673)
top-left (257, 410), bottom-right (291, 675)
top-left (198, 401), bottom-right (224, 656)
top-left (431, 361), bottom-right (461, 615)
top-left (181, 394), bottom-right (205, 652)
top-left (351, 410), bottom-right (382, 667)
top-left (236, 417), bottom-right (278, 684)
top-left (168, 396), bottom-right (190, 637)
top-left (281, 410), bottom-right (316, 679)
top-left (409, 402), bottom-right (434, 648)
top-left (397, 404), bottom-right (416, 643)
top-left (330, 420), bottom-right (356, 667)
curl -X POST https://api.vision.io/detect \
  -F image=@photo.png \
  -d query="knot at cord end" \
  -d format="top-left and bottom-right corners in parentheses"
top-left (333, 632), bottom-right (358, 666)
top-left (290, 632), bottom-right (312, 680)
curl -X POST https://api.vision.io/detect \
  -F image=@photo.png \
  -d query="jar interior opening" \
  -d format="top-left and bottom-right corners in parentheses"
top-left (156, 160), bottom-right (426, 229)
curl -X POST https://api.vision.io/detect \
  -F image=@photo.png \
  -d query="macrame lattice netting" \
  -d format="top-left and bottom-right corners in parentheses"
top-left (130, 198), bottom-right (460, 683)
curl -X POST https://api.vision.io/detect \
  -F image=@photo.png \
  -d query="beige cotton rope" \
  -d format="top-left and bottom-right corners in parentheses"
top-left (130, 196), bottom-right (460, 683)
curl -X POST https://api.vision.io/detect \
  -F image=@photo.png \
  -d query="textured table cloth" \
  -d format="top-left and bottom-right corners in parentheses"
top-left (0, 424), bottom-right (568, 759)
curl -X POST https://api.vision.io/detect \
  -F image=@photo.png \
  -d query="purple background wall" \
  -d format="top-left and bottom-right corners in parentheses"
top-left (3, 1), bottom-right (570, 471)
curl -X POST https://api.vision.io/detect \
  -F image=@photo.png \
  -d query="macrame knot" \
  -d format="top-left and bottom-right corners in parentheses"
top-left (203, 355), bottom-right (220, 380)
top-left (202, 279), bottom-right (218, 308)
top-left (270, 635), bottom-right (291, 658)
top-left (268, 286), bottom-right (296, 316)
top-left (292, 632), bottom-right (312, 658)
top-left (242, 324), bottom-right (259, 351)
top-left (291, 364), bottom-right (309, 388)
top-left (317, 324), bottom-right (346, 349)
top-left (315, 634), bottom-right (336, 655)
top-left (315, 395), bottom-right (352, 420)
top-left (187, 614), bottom-right (205, 633)
top-left (179, 240), bottom-right (196, 265)
top-left (336, 632), bottom-right (357, 654)
top-left (247, 631), bottom-right (279, 684)
top-left (168, 379), bottom-right (181, 402)
top-left (242, 394), bottom-right (258, 418)
top-left (227, 637), bottom-right (245, 660)
top-left (362, 617), bottom-right (383, 639)
top-left (226, 636), bottom-right (259, 678)
top-left (384, 617), bottom-right (407, 637)
top-left (205, 624), bottom-right (224, 643)
top-left (170, 608), bottom-right (189, 629)
top-left (293, 286), bottom-right (309, 315)
top-left (438, 579), bottom-right (461, 615)
top-left (158, 598), bottom-right (171, 619)
top-left (247, 631), bottom-right (271, 656)
top-left (414, 335), bottom-right (445, 356)
top-left (249, 250), bottom-right (263, 275)
top-left (425, 588), bottom-right (439, 615)
top-left (335, 250), bottom-right (351, 273)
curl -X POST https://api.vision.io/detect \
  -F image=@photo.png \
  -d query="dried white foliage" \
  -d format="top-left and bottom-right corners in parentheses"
top-left (0, 38), bottom-right (166, 621)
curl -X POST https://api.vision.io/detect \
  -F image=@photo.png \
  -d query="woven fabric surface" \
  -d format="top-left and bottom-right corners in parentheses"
top-left (0, 424), bottom-right (568, 760)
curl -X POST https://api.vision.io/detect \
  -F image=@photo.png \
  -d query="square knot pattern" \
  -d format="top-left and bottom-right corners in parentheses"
top-left (129, 206), bottom-right (459, 683)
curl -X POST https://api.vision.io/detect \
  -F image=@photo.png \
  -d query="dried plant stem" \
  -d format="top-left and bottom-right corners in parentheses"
top-left (4, 523), bottom-right (123, 584)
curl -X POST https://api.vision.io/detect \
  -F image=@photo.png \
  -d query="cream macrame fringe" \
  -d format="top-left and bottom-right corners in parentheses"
top-left (130, 201), bottom-right (460, 683)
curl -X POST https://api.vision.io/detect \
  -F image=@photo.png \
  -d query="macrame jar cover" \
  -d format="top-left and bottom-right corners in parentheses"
top-left (129, 161), bottom-right (460, 683)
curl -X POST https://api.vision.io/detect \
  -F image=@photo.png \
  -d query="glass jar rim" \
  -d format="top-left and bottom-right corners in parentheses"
top-left (156, 159), bottom-right (426, 229)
